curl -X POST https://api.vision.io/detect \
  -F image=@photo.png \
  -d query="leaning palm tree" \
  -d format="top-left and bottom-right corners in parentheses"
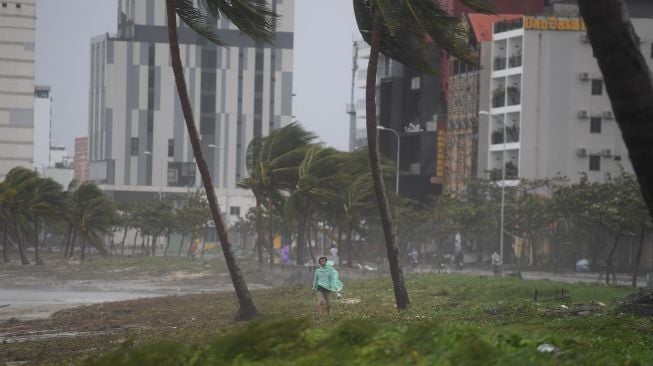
top-left (166, 0), bottom-right (278, 320)
top-left (353, 0), bottom-right (494, 309)
top-left (25, 177), bottom-right (64, 265)
top-left (239, 123), bottom-right (315, 267)
top-left (577, 0), bottom-right (653, 222)
top-left (0, 167), bottom-right (39, 265)
top-left (70, 182), bottom-right (115, 261)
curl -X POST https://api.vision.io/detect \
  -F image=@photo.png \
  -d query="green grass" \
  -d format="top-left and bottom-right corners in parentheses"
top-left (78, 273), bottom-right (651, 366)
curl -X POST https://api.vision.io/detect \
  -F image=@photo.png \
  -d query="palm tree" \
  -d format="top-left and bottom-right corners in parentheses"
top-left (578, 0), bottom-right (653, 221)
top-left (286, 145), bottom-right (343, 265)
top-left (70, 182), bottom-right (116, 261)
top-left (239, 123), bottom-right (315, 267)
top-left (25, 177), bottom-right (64, 265)
top-left (166, 0), bottom-right (279, 319)
top-left (353, 0), bottom-right (493, 309)
top-left (0, 167), bottom-right (39, 265)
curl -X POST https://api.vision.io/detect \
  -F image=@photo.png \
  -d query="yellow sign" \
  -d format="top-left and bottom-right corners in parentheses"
top-left (273, 235), bottom-right (282, 249)
top-left (524, 16), bottom-right (587, 32)
top-left (435, 132), bottom-right (447, 178)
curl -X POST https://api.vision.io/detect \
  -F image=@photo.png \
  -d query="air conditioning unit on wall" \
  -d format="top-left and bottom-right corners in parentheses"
top-left (602, 149), bottom-right (613, 157)
top-left (578, 110), bottom-right (589, 119)
top-left (603, 111), bottom-right (614, 119)
top-left (579, 72), bottom-right (590, 81)
top-left (577, 148), bottom-right (588, 157)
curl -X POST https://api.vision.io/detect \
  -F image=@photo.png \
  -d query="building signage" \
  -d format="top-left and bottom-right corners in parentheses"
top-left (524, 16), bottom-right (587, 32)
top-left (435, 131), bottom-right (447, 178)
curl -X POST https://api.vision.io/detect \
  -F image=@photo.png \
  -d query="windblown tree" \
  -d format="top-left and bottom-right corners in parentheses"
top-left (353, 0), bottom-right (494, 309)
top-left (70, 182), bottom-right (116, 261)
top-left (0, 167), bottom-right (39, 265)
top-left (166, 0), bottom-right (279, 319)
top-left (578, 0), bottom-right (653, 221)
top-left (239, 123), bottom-right (314, 267)
top-left (25, 176), bottom-right (64, 265)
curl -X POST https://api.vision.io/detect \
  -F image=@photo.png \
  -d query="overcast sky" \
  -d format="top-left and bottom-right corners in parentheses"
top-left (35, 1), bottom-right (358, 154)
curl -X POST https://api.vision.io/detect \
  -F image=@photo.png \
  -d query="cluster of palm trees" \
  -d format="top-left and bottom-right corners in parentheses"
top-left (0, 167), bottom-right (116, 265)
top-left (111, 192), bottom-right (211, 258)
top-left (237, 123), bottom-right (386, 268)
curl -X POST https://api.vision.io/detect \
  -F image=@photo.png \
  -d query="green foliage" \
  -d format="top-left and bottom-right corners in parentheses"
top-left (84, 340), bottom-right (199, 366)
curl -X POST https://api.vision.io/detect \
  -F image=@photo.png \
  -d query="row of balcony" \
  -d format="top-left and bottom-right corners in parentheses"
top-left (492, 86), bottom-right (521, 108)
top-left (493, 55), bottom-right (522, 71)
top-left (491, 125), bottom-right (520, 145)
top-left (488, 161), bottom-right (519, 181)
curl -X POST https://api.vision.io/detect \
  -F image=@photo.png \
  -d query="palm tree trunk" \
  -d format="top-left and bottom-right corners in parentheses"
top-left (306, 222), bottom-right (315, 262)
top-left (80, 235), bottom-right (87, 261)
top-left (13, 214), bottom-right (29, 265)
top-left (177, 232), bottom-right (186, 256)
top-left (166, 0), bottom-right (258, 320)
top-left (337, 224), bottom-right (343, 266)
top-left (2, 222), bottom-right (9, 263)
top-left (632, 226), bottom-right (646, 287)
top-left (365, 12), bottom-right (409, 309)
top-left (163, 232), bottom-right (171, 256)
top-left (255, 198), bottom-right (264, 266)
top-left (579, 0), bottom-right (653, 221)
top-left (151, 234), bottom-right (158, 257)
top-left (120, 227), bottom-right (128, 256)
top-left (296, 213), bottom-right (306, 266)
top-left (33, 216), bottom-right (43, 265)
top-left (68, 228), bottom-right (78, 258)
top-left (131, 230), bottom-right (139, 256)
top-left (267, 197), bottom-right (274, 268)
top-left (63, 224), bottom-right (72, 257)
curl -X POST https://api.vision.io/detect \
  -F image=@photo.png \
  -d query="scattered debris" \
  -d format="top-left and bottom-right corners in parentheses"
top-left (544, 303), bottom-right (604, 317)
top-left (537, 343), bottom-right (558, 353)
top-left (617, 288), bottom-right (653, 316)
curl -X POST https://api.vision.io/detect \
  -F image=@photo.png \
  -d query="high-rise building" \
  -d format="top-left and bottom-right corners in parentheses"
top-left (74, 137), bottom-right (89, 184)
top-left (480, 15), bottom-right (653, 183)
top-left (88, 0), bottom-right (294, 216)
top-left (33, 85), bottom-right (52, 169)
top-left (0, 0), bottom-right (36, 179)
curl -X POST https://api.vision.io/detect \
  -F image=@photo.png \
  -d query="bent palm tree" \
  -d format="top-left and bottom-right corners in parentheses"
top-left (354, 0), bottom-right (493, 309)
top-left (166, 0), bottom-right (277, 320)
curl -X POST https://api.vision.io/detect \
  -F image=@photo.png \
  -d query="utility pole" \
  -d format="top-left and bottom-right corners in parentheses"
top-left (348, 40), bottom-right (359, 152)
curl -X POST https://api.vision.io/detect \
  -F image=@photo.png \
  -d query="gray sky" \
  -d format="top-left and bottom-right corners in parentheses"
top-left (35, 1), bottom-right (358, 153)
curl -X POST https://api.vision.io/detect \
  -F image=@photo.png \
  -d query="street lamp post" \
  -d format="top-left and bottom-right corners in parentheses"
top-left (377, 126), bottom-right (400, 195)
top-left (480, 110), bottom-right (505, 266)
top-left (143, 150), bottom-right (163, 200)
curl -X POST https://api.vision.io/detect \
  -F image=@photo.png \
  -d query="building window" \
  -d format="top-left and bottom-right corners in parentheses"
top-left (614, 155), bottom-right (622, 161)
top-left (1, 3), bottom-right (6, 8)
top-left (15, 2), bottom-right (20, 8)
top-left (168, 139), bottom-right (174, 157)
top-left (590, 117), bottom-right (602, 133)
top-left (229, 206), bottom-right (241, 216)
top-left (130, 137), bottom-right (139, 156)
top-left (591, 79), bottom-right (603, 95)
top-left (589, 155), bottom-right (601, 171)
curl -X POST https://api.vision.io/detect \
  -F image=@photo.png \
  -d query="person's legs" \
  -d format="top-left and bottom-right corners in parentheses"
top-left (323, 291), bottom-right (332, 315)
top-left (315, 292), bottom-right (323, 319)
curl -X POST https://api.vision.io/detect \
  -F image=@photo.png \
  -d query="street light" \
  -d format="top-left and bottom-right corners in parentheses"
top-left (143, 150), bottom-right (163, 199)
top-left (479, 110), bottom-right (505, 266)
top-left (377, 126), bottom-right (400, 195)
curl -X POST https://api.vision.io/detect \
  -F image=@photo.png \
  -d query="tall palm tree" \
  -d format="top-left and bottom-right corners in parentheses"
top-left (166, 0), bottom-right (278, 320)
top-left (239, 123), bottom-right (315, 266)
top-left (353, 0), bottom-right (493, 309)
top-left (578, 0), bottom-right (653, 221)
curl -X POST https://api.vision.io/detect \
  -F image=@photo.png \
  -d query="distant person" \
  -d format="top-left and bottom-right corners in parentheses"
top-left (329, 245), bottom-right (338, 259)
top-left (312, 256), bottom-right (343, 320)
top-left (280, 245), bottom-right (290, 266)
top-left (409, 248), bottom-right (419, 267)
top-left (491, 251), bottom-right (502, 275)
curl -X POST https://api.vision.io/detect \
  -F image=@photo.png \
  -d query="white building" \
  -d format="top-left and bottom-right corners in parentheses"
top-left (0, 0), bottom-right (36, 179)
top-left (88, 0), bottom-right (295, 220)
top-left (483, 15), bottom-right (653, 183)
top-left (33, 85), bottom-right (52, 170)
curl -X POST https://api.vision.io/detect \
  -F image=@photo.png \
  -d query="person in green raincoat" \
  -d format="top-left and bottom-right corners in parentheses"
top-left (312, 256), bottom-right (343, 319)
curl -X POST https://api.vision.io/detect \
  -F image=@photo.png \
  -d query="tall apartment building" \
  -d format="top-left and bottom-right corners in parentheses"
top-left (0, 0), bottom-right (36, 179)
top-left (481, 16), bottom-right (653, 183)
top-left (88, 0), bottom-right (294, 214)
top-left (33, 85), bottom-right (51, 169)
